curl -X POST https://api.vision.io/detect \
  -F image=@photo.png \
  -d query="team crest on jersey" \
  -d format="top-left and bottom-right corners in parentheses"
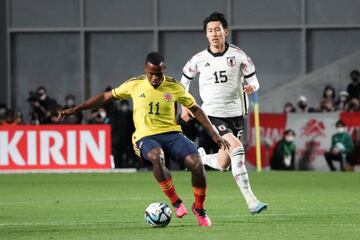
top-left (163, 93), bottom-right (173, 102)
top-left (227, 56), bottom-right (236, 67)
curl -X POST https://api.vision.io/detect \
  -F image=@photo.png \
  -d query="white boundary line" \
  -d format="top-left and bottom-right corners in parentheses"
top-left (0, 168), bottom-right (137, 174)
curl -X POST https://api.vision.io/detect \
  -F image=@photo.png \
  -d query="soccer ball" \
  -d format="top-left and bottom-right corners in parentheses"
top-left (144, 202), bottom-right (172, 228)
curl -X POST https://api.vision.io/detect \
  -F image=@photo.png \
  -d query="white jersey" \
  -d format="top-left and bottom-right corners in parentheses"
top-left (181, 43), bottom-right (257, 117)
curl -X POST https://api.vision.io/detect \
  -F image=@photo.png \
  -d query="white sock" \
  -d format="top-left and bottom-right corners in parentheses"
top-left (201, 152), bottom-right (219, 169)
top-left (199, 148), bottom-right (229, 171)
top-left (230, 147), bottom-right (258, 208)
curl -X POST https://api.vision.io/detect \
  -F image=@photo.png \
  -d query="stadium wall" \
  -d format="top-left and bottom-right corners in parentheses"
top-left (261, 50), bottom-right (360, 112)
top-left (0, 0), bottom-right (7, 105)
top-left (3, 0), bottom-right (360, 115)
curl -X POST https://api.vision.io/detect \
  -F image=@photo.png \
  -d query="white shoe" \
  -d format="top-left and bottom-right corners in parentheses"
top-left (249, 201), bottom-right (268, 215)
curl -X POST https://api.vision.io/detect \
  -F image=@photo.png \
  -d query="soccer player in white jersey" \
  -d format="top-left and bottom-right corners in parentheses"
top-left (180, 12), bottom-right (268, 214)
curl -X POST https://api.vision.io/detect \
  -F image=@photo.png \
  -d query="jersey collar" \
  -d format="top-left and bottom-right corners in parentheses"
top-left (146, 75), bottom-right (166, 89)
top-left (207, 42), bottom-right (229, 57)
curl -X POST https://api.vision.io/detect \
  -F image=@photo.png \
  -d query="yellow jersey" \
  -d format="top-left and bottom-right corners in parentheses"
top-left (112, 75), bottom-right (196, 141)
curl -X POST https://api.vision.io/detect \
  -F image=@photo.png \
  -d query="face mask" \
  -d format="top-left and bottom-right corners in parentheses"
top-left (66, 99), bottom-right (75, 106)
top-left (298, 102), bottom-right (307, 109)
top-left (284, 107), bottom-right (292, 112)
top-left (0, 108), bottom-right (6, 115)
top-left (285, 136), bottom-right (294, 142)
top-left (99, 111), bottom-right (106, 119)
top-left (39, 94), bottom-right (46, 101)
top-left (325, 90), bottom-right (333, 97)
top-left (352, 77), bottom-right (359, 83)
top-left (337, 127), bottom-right (345, 133)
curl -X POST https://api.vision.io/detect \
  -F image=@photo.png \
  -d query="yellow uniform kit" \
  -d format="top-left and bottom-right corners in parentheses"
top-left (112, 75), bottom-right (196, 141)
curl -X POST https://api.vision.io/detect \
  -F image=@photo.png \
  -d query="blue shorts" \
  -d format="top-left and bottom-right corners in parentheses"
top-left (135, 131), bottom-right (198, 164)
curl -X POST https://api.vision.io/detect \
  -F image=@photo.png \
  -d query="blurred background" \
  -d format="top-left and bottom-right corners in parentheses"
top-left (0, 0), bottom-right (359, 170)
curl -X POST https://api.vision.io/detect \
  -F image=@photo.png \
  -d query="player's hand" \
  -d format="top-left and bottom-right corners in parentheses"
top-left (181, 106), bottom-right (195, 122)
top-left (243, 84), bottom-right (255, 94)
top-left (212, 134), bottom-right (231, 150)
top-left (58, 107), bottom-right (78, 122)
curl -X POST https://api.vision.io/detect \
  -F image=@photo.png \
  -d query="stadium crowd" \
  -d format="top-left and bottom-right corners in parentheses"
top-left (283, 70), bottom-right (360, 113)
top-left (1, 69), bottom-right (359, 169)
top-left (0, 85), bottom-right (217, 168)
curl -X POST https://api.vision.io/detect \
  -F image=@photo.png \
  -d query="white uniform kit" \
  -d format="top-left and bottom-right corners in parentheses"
top-left (181, 43), bottom-right (259, 118)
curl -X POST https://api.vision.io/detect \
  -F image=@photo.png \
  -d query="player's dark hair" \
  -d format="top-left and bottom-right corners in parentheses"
top-left (203, 12), bottom-right (228, 32)
top-left (145, 52), bottom-right (165, 66)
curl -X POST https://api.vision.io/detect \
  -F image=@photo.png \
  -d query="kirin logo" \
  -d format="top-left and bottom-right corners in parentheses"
top-left (300, 119), bottom-right (326, 138)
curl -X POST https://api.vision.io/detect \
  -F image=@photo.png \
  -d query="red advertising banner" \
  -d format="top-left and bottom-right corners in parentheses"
top-left (247, 112), bottom-right (360, 170)
top-left (247, 113), bottom-right (287, 167)
top-left (0, 125), bottom-right (112, 171)
top-left (340, 112), bottom-right (360, 165)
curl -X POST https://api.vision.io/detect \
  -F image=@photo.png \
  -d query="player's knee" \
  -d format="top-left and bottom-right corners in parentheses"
top-left (217, 162), bottom-right (230, 172)
top-left (147, 148), bottom-right (165, 166)
top-left (186, 155), bottom-right (204, 174)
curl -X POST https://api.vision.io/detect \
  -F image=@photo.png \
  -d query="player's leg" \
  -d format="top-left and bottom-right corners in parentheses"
top-left (199, 116), bottom-right (232, 171)
top-left (166, 133), bottom-right (211, 226)
top-left (223, 134), bottom-right (257, 203)
top-left (199, 147), bottom-right (230, 171)
top-left (184, 154), bottom-right (212, 227)
top-left (135, 137), bottom-right (184, 211)
top-left (206, 116), bottom-right (267, 214)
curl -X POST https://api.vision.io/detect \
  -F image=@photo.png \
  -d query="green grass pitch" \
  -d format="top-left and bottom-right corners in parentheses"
top-left (0, 171), bottom-right (359, 240)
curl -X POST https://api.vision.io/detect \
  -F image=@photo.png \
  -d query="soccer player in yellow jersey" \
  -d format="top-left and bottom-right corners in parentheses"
top-left (59, 52), bottom-right (230, 227)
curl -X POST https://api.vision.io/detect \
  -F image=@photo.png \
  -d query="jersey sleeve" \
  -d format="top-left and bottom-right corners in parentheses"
top-left (112, 80), bottom-right (133, 100)
top-left (182, 56), bottom-right (198, 80)
top-left (176, 84), bottom-right (197, 108)
top-left (241, 54), bottom-right (256, 78)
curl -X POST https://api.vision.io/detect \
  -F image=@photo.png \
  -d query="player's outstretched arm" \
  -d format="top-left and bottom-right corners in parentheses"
top-left (187, 104), bottom-right (230, 150)
top-left (58, 91), bottom-right (115, 121)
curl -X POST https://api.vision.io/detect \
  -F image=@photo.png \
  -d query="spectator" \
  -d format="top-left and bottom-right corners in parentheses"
top-left (322, 84), bottom-right (336, 103)
top-left (270, 129), bottom-right (296, 170)
top-left (62, 94), bottom-right (83, 124)
top-left (28, 86), bottom-right (58, 124)
top-left (0, 103), bottom-right (8, 124)
top-left (324, 120), bottom-right (353, 171)
top-left (15, 111), bottom-right (25, 124)
top-left (111, 100), bottom-right (136, 168)
top-left (297, 95), bottom-right (314, 113)
top-left (87, 107), bottom-right (110, 124)
top-left (346, 98), bottom-right (360, 112)
top-left (2, 109), bottom-right (18, 126)
top-left (318, 85), bottom-right (337, 112)
top-left (335, 91), bottom-right (349, 111)
top-left (319, 99), bottom-right (335, 112)
top-left (283, 102), bottom-right (296, 113)
top-left (347, 70), bottom-right (360, 100)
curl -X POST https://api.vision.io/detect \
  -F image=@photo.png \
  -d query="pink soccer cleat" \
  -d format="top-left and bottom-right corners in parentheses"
top-left (175, 202), bottom-right (188, 218)
top-left (192, 203), bottom-right (212, 227)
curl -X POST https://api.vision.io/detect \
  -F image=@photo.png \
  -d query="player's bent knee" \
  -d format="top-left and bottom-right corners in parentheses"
top-left (146, 148), bottom-right (165, 165)
top-left (185, 155), bottom-right (204, 173)
top-left (218, 163), bottom-right (230, 172)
